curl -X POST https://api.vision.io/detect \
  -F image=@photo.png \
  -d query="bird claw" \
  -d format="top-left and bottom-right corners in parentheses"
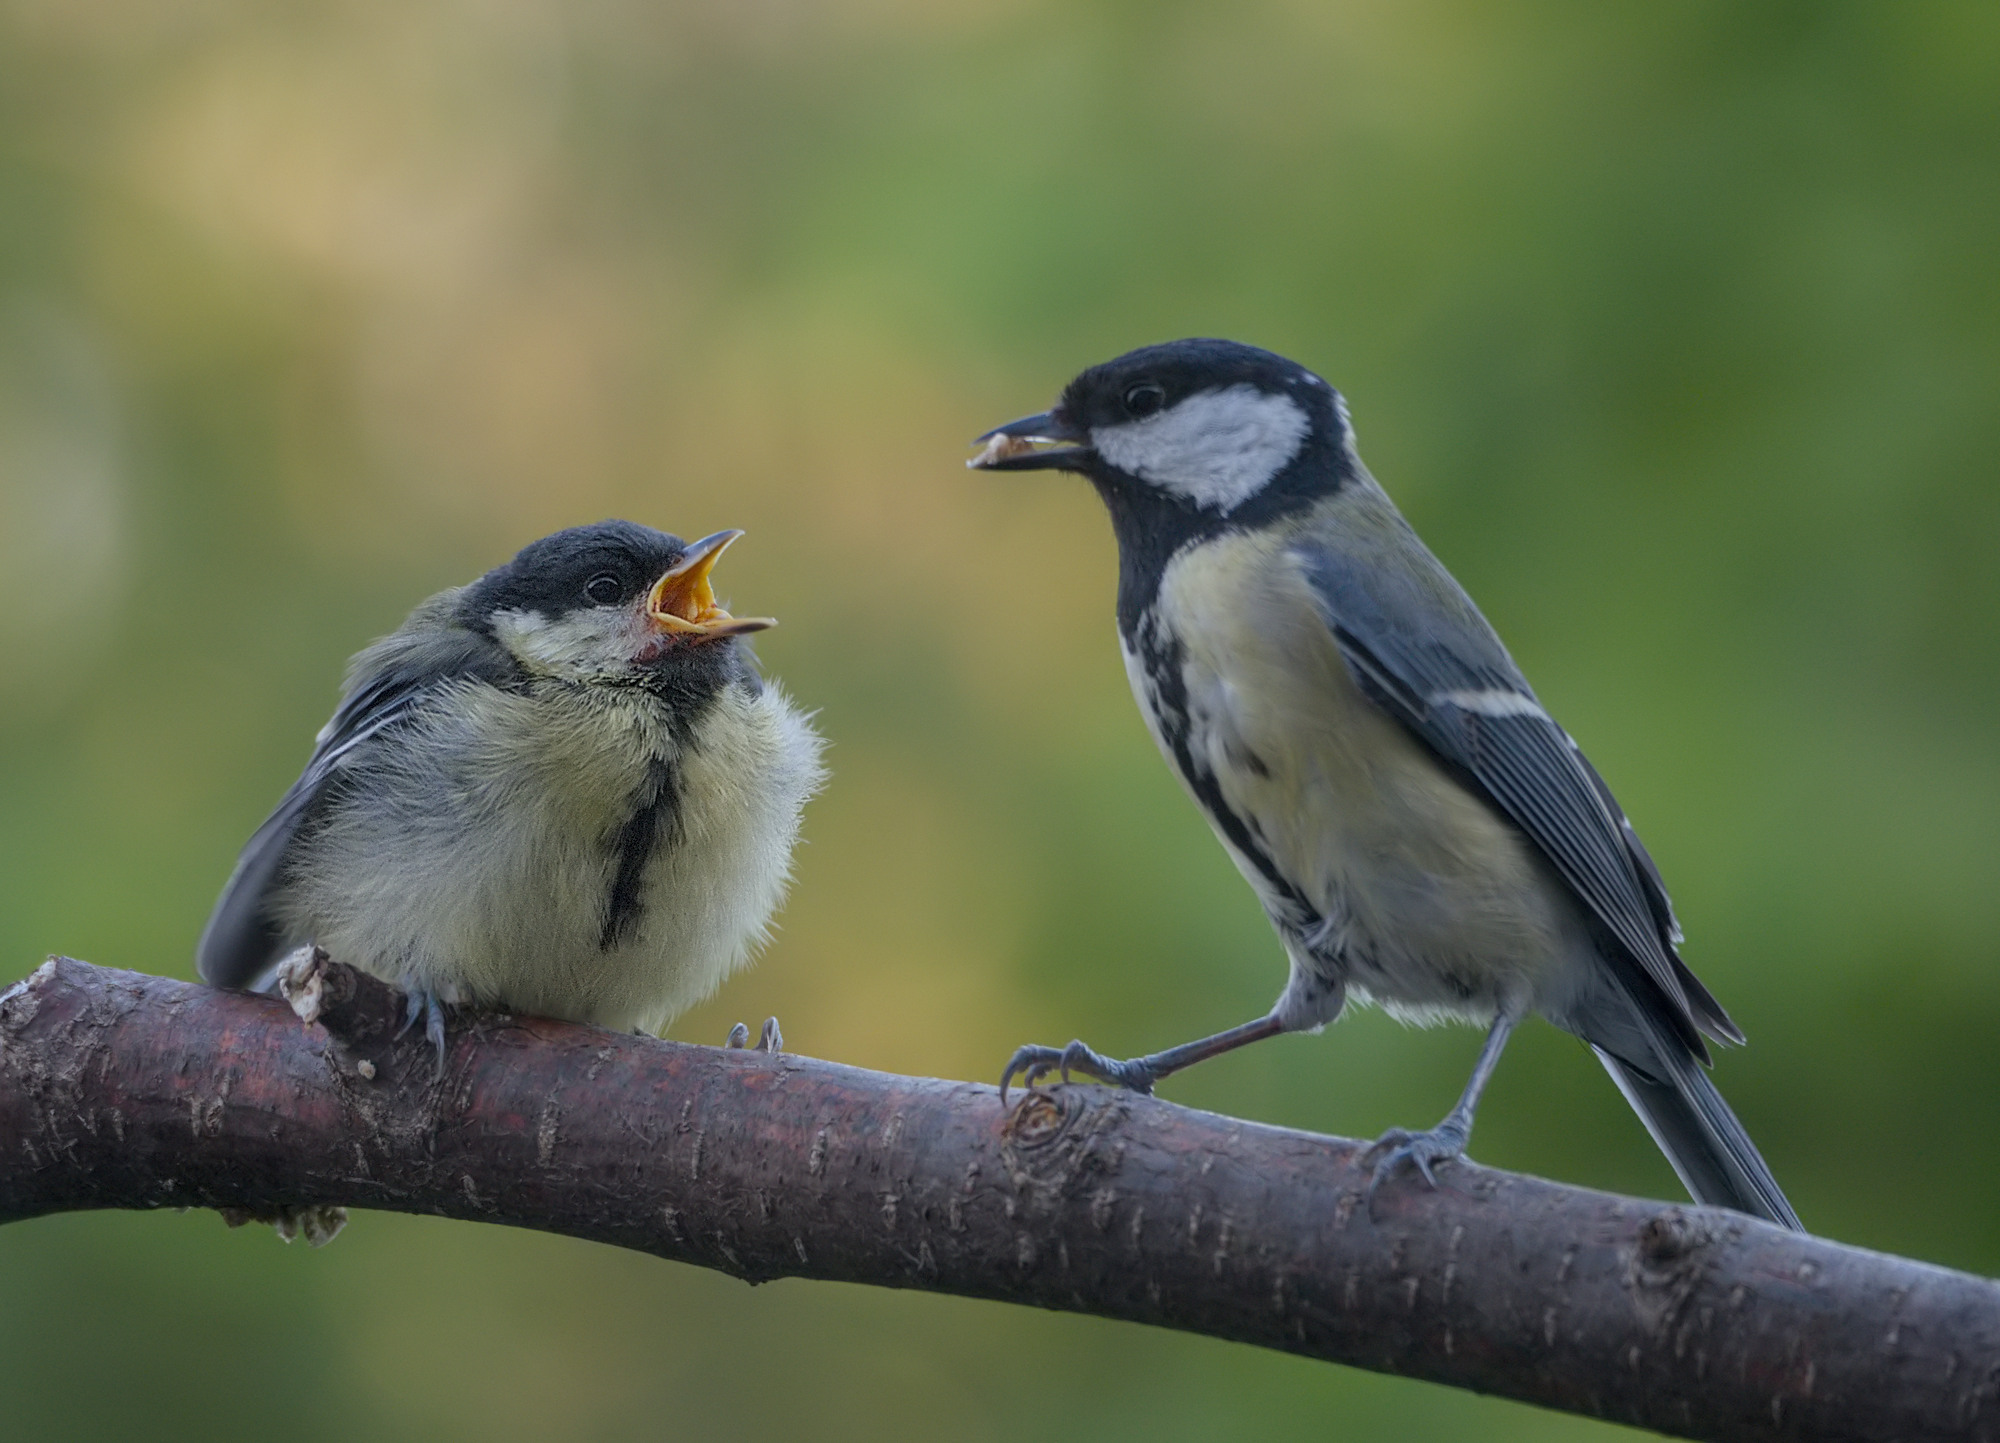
top-left (999, 1039), bottom-right (1158, 1105)
top-left (1365, 1121), bottom-right (1469, 1202)
top-left (725, 1017), bottom-right (783, 1053)
top-left (396, 988), bottom-right (448, 1078)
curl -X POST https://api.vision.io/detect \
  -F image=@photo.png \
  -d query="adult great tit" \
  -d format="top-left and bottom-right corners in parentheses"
top-left (972, 339), bottom-right (1800, 1229)
top-left (197, 521), bottom-right (826, 1062)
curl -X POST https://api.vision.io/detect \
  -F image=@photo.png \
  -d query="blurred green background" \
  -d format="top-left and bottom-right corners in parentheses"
top-left (2, 2), bottom-right (1997, 1438)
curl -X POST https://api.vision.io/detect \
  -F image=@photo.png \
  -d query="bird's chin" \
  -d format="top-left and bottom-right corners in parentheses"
top-left (629, 630), bottom-right (722, 666)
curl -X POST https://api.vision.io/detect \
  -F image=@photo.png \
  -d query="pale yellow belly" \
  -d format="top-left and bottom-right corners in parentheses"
top-left (1139, 532), bottom-right (1581, 1021)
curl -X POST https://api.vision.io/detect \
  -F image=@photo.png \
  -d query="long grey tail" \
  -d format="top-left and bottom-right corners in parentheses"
top-left (1592, 1043), bottom-right (1803, 1231)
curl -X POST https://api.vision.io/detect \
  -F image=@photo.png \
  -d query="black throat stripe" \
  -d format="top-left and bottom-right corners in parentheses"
top-left (1090, 415), bottom-right (1353, 639)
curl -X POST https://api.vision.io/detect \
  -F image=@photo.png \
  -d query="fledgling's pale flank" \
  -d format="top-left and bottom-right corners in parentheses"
top-left (972, 339), bottom-right (1801, 1230)
top-left (198, 521), bottom-right (825, 1058)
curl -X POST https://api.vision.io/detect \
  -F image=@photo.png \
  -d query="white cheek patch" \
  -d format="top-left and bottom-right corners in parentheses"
top-left (492, 607), bottom-right (645, 675)
top-left (1092, 385), bottom-right (1310, 513)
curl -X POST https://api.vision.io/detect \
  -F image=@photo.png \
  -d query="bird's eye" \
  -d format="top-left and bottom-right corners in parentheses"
top-left (583, 573), bottom-right (624, 606)
top-left (1123, 382), bottom-right (1166, 418)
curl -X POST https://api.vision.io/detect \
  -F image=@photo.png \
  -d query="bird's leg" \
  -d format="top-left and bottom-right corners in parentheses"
top-left (1000, 1013), bottom-right (1286, 1104)
top-left (1367, 1009), bottom-right (1520, 1197)
top-left (396, 988), bottom-right (449, 1077)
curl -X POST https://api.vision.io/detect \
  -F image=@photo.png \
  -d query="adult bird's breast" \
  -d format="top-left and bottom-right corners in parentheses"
top-left (1132, 529), bottom-right (1579, 1018)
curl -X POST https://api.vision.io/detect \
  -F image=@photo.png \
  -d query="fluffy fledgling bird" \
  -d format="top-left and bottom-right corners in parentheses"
top-left (197, 521), bottom-right (826, 1060)
top-left (972, 339), bottom-right (1800, 1229)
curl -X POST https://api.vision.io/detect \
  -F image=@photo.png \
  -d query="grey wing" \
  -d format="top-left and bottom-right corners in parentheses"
top-left (1294, 530), bottom-right (1737, 1056)
top-left (195, 619), bottom-right (513, 989)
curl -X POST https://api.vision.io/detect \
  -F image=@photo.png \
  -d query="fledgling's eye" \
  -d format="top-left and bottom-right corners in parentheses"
top-left (583, 573), bottom-right (625, 606)
top-left (1122, 382), bottom-right (1166, 418)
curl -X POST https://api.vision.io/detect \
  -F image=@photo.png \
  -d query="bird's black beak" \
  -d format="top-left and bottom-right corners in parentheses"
top-left (967, 410), bottom-right (1096, 472)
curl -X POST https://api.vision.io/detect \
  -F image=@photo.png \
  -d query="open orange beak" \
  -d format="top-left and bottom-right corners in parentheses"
top-left (645, 529), bottom-right (776, 638)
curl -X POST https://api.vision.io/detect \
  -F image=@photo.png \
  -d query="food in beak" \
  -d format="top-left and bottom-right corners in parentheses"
top-left (646, 530), bottom-right (777, 637)
top-left (968, 432), bottom-right (1039, 468)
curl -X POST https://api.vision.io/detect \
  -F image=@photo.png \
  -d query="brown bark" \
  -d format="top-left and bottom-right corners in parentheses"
top-left (1, 953), bottom-right (1994, 1443)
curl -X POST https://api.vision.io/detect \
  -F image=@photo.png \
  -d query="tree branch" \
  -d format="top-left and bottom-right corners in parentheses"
top-left (1, 954), bottom-right (1992, 1443)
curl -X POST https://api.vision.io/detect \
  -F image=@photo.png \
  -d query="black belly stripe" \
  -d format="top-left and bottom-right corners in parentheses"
top-left (1131, 616), bottom-right (1319, 932)
top-left (600, 754), bottom-right (680, 951)
top-left (592, 660), bottom-right (745, 953)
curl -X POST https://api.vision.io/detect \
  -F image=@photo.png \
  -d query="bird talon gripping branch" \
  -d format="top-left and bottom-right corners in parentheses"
top-left (998, 1044), bottom-right (1059, 1104)
top-left (1365, 1124), bottom-right (1467, 1200)
top-left (974, 340), bottom-right (1802, 1230)
top-left (725, 1017), bottom-right (785, 1053)
top-left (1056, 1040), bottom-right (1157, 1094)
top-left (999, 1039), bottom-right (1160, 1105)
top-left (395, 989), bottom-right (449, 1077)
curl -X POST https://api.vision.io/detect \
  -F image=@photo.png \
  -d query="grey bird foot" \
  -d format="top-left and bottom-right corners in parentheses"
top-left (725, 1017), bottom-right (783, 1053)
top-left (1365, 1119), bottom-right (1470, 1200)
top-left (1000, 1040), bottom-right (1158, 1104)
top-left (396, 988), bottom-right (449, 1077)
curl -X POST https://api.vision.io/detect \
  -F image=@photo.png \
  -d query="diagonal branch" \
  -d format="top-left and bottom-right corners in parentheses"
top-left (0, 954), bottom-right (1993, 1443)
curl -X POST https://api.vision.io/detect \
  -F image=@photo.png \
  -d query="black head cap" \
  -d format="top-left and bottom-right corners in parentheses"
top-left (458, 520), bottom-right (686, 627)
top-left (1054, 338), bottom-right (1336, 436)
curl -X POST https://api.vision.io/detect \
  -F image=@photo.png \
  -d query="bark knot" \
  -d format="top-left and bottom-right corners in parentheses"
top-left (1639, 1207), bottom-right (1704, 1266)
